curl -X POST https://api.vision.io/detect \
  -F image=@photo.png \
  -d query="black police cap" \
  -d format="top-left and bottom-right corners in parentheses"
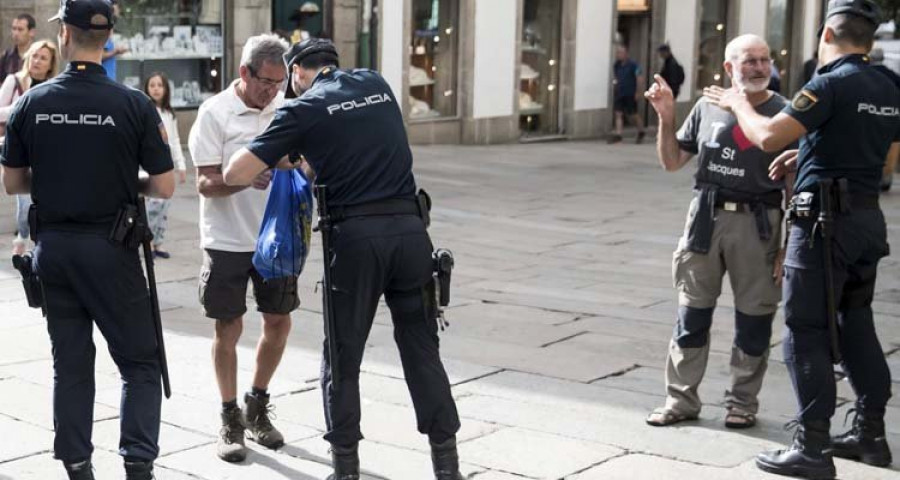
top-left (824, 0), bottom-right (882, 26)
top-left (284, 38), bottom-right (338, 69)
top-left (48, 0), bottom-right (115, 30)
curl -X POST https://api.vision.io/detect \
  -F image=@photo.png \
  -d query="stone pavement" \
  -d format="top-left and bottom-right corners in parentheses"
top-left (0, 141), bottom-right (898, 479)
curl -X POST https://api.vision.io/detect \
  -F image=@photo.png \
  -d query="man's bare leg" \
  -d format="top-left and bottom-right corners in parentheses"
top-left (213, 317), bottom-right (247, 462)
top-left (632, 113), bottom-right (646, 143)
top-left (252, 313), bottom-right (292, 390)
top-left (243, 313), bottom-right (292, 450)
top-left (213, 317), bottom-right (243, 402)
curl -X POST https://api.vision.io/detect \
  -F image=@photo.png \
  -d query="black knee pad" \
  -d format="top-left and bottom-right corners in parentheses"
top-left (734, 311), bottom-right (774, 357)
top-left (673, 306), bottom-right (714, 348)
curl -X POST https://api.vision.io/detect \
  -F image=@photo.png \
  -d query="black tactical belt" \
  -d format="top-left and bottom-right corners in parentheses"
top-left (329, 198), bottom-right (420, 222)
top-left (36, 220), bottom-right (112, 235)
top-left (790, 192), bottom-right (879, 218)
top-left (714, 200), bottom-right (780, 213)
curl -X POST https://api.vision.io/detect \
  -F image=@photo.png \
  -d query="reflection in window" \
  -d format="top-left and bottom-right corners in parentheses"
top-left (519, 0), bottom-right (562, 135)
top-left (767, 0), bottom-right (794, 94)
top-left (358, 0), bottom-right (378, 70)
top-left (115, 0), bottom-right (224, 109)
top-left (695, 0), bottom-right (729, 94)
top-left (409, 0), bottom-right (458, 119)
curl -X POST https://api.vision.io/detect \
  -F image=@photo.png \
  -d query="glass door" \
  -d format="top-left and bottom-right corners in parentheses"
top-left (519, 0), bottom-right (562, 137)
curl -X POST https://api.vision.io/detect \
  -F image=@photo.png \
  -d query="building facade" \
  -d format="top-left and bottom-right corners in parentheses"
top-left (0, 0), bottom-right (829, 146)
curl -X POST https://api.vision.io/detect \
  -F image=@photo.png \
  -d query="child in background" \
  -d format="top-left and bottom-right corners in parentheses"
top-left (143, 72), bottom-right (186, 258)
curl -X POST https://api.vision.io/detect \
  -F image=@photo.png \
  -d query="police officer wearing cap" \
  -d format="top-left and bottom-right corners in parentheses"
top-left (222, 38), bottom-right (464, 480)
top-left (704, 1), bottom-right (896, 478)
top-left (0, 0), bottom-right (174, 479)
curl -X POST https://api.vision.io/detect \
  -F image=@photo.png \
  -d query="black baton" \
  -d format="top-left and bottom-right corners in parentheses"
top-left (314, 185), bottom-right (341, 391)
top-left (138, 201), bottom-right (172, 398)
top-left (817, 179), bottom-right (842, 365)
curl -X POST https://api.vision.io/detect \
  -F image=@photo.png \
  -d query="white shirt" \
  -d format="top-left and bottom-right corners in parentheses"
top-left (0, 74), bottom-right (23, 124)
top-left (157, 107), bottom-right (186, 171)
top-left (188, 81), bottom-right (284, 252)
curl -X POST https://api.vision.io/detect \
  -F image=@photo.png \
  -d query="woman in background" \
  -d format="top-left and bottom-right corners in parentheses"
top-left (0, 40), bottom-right (59, 255)
top-left (143, 72), bottom-right (187, 258)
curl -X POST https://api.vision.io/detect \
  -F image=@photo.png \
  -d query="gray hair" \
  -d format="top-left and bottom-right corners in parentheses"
top-left (724, 34), bottom-right (769, 62)
top-left (240, 34), bottom-right (289, 72)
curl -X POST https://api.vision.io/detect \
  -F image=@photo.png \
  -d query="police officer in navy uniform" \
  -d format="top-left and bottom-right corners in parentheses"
top-left (0, 1), bottom-right (174, 479)
top-left (223, 38), bottom-right (464, 480)
top-left (704, 1), bottom-right (896, 478)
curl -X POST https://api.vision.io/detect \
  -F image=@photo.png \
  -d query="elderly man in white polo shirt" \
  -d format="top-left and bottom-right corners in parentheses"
top-left (188, 33), bottom-right (294, 463)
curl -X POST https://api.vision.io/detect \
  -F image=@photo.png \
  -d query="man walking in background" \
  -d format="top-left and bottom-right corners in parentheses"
top-left (610, 44), bottom-right (646, 144)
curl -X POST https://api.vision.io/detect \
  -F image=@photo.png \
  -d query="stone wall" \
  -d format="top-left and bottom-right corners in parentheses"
top-left (0, 0), bottom-right (58, 54)
top-left (331, 0), bottom-right (360, 68)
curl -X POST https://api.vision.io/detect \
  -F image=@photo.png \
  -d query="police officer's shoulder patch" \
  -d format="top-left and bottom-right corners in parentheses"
top-left (791, 90), bottom-right (818, 112)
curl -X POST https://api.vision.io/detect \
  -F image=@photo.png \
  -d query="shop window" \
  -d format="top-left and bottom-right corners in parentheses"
top-left (115, 0), bottom-right (224, 109)
top-left (695, 0), bottom-right (729, 94)
top-left (519, 0), bottom-right (562, 136)
top-left (767, 0), bottom-right (794, 94)
top-left (409, 0), bottom-right (459, 119)
top-left (358, 0), bottom-right (378, 70)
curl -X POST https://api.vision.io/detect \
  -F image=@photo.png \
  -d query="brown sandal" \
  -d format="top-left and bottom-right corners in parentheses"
top-left (645, 408), bottom-right (698, 427)
top-left (725, 409), bottom-right (757, 429)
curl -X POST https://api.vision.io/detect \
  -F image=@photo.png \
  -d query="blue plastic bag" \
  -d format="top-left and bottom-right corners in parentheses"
top-left (253, 169), bottom-right (314, 280)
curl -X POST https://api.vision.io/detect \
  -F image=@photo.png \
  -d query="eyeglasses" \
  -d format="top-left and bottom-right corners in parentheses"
top-left (248, 66), bottom-right (285, 87)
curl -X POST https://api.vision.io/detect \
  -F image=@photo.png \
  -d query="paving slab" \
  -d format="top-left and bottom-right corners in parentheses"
top-left (570, 454), bottom-right (900, 480)
top-left (157, 443), bottom-right (335, 480)
top-left (0, 450), bottom-right (198, 480)
top-left (92, 418), bottom-right (214, 457)
top-left (0, 414), bottom-right (53, 463)
top-left (0, 377), bottom-right (118, 430)
top-left (459, 427), bottom-right (621, 479)
top-left (286, 437), bottom-right (484, 479)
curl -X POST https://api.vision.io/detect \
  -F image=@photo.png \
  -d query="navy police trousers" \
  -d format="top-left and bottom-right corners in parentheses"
top-left (319, 214), bottom-right (460, 447)
top-left (34, 230), bottom-right (161, 463)
top-left (782, 209), bottom-right (892, 422)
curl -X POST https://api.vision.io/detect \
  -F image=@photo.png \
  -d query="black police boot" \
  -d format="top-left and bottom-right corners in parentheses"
top-left (756, 420), bottom-right (836, 479)
top-left (326, 444), bottom-right (360, 480)
top-left (831, 409), bottom-right (893, 467)
top-left (431, 437), bottom-right (465, 480)
top-left (124, 460), bottom-right (155, 480)
top-left (63, 459), bottom-right (95, 480)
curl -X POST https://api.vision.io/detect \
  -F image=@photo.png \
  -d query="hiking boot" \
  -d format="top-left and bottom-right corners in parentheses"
top-left (756, 420), bottom-right (836, 479)
top-left (64, 460), bottom-right (94, 480)
top-left (243, 391), bottom-right (284, 449)
top-left (831, 408), bottom-right (892, 467)
top-left (326, 444), bottom-right (360, 480)
top-left (124, 460), bottom-right (155, 480)
top-left (217, 407), bottom-right (248, 463)
top-left (431, 437), bottom-right (465, 480)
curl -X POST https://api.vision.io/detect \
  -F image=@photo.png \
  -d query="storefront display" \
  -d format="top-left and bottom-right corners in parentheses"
top-left (116, 0), bottom-right (225, 109)
top-left (695, 0), bottom-right (729, 94)
top-left (408, 0), bottom-right (458, 120)
top-left (767, 0), bottom-right (794, 94)
top-left (519, 0), bottom-right (562, 136)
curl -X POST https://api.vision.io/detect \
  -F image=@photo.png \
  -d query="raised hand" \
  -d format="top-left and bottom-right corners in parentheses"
top-left (644, 74), bottom-right (675, 121)
top-left (703, 85), bottom-right (747, 113)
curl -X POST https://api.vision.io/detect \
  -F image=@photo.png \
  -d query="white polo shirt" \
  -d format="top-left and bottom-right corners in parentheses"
top-left (188, 81), bottom-right (285, 252)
